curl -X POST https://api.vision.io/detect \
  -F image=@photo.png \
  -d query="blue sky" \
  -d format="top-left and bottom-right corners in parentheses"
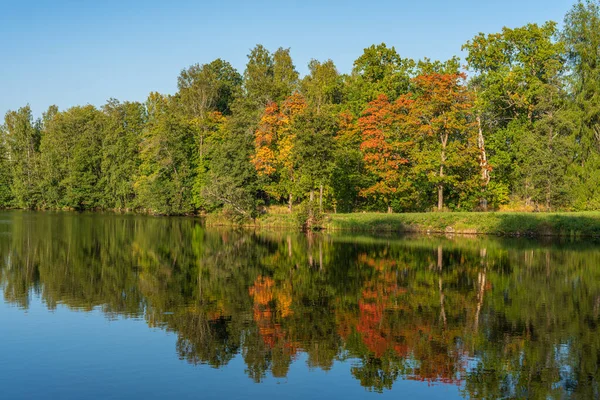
top-left (0, 0), bottom-right (573, 118)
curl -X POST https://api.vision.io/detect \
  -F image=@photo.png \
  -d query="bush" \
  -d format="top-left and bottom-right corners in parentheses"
top-left (295, 201), bottom-right (324, 231)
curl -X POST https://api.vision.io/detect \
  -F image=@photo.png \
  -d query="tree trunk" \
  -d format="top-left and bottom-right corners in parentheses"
top-left (477, 115), bottom-right (489, 184)
top-left (308, 234), bottom-right (314, 267)
top-left (474, 268), bottom-right (486, 333)
top-left (546, 179), bottom-right (551, 211)
top-left (477, 115), bottom-right (490, 210)
top-left (439, 278), bottom-right (447, 328)
top-left (438, 133), bottom-right (447, 211)
top-left (387, 205), bottom-right (392, 214)
top-left (436, 243), bottom-right (446, 328)
top-left (319, 240), bottom-right (323, 271)
top-left (308, 190), bottom-right (315, 228)
top-left (288, 193), bottom-right (293, 213)
top-left (546, 122), bottom-right (554, 210)
top-left (319, 184), bottom-right (323, 213)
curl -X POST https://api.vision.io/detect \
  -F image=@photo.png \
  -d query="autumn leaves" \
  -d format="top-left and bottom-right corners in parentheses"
top-left (251, 72), bottom-right (480, 213)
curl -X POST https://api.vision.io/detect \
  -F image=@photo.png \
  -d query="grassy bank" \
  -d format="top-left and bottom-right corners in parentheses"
top-left (323, 212), bottom-right (600, 237)
top-left (207, 210), bottom-right (600, 236)
top-left (204, 211), bottom-right (298, 229)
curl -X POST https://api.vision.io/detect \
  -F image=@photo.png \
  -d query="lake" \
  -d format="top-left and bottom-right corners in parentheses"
top-left (0, 211), bottom-right (599, 399)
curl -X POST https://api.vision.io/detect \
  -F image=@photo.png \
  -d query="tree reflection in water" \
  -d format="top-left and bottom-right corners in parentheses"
top-left (0, 211), bottom-right (599, 398)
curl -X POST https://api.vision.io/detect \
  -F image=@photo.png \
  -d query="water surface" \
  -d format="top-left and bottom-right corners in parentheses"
top-left (0, 211), bottom-right (599, 399)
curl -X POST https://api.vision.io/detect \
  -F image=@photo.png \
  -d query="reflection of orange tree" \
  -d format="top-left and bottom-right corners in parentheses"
top-left (357, 270), bottom-right (408, 358)
top-left (342, 252), bottom-right (483, 389)
top-left (249, 276), bottom-right (297, 352)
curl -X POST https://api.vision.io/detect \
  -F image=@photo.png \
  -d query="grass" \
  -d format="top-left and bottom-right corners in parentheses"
top-left (323, 211), bottom-right (600, 237)
top-left (204, 208), bottom-right (600, 237)
top-left (204, 211), bottom-right (298, 229)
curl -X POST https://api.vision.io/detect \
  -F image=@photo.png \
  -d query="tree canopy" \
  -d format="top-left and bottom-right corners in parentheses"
top-left (2, 1), bottom-right (600, 216)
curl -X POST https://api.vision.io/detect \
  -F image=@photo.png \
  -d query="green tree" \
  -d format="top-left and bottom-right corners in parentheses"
top-left (177, 58), bottom-right (242, 117)
top-left (346, 43), bottom-right (415, 114)
top-left (39, 105), bottom-right (105, 210)
top-left (272, 47), bottom-right (299, 102)
top-left (243, 45), bottom-right (275, 107)
top-left (202, 116), bottom-right (262, 221)
top-left (463, 22), bottom-right (571, 209)
top-left (292, 108), bottom-right (337, 215)
top-left (135, 93), bottom-right (196, 214)
top-left (562, 0), bottom-right (600, 209)
top-left (3, 106), bottom-right (41, 208)
top-left (241, 45), bottom-right (298, 109)
top-left (330, 112), bottom-right (365, 213)
top-left (176, 60), bottom-right (242, 209)
top-left (100, 99), bottom-right (146, 209)
top-left (0, 129), bottom-right (12, 207)
top-left (300, 59), bottom-right (343, 113)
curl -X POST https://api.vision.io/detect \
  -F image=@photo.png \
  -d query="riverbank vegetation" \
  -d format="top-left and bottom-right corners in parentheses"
top-left (2, 1), bottom-right (600, 224)
top-left (205, 209), bottom-right (600, 237)
top-left (325, 211), bottom-right (600, 236)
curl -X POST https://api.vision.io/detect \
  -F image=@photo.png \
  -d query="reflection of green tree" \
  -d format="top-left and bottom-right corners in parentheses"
top-left (350, 353), bottom-right (401, 392)
top-left (175, 315), bottom-right (238, 368)
top-left (464, 246), bottom-right (600, 399)
top-left (1, 212), bottom-right (142, 313)
top-left (1, 211), bottom-right (600, 398)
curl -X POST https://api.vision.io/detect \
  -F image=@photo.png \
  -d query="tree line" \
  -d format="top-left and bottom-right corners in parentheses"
top-left (2, 0), bottom-right (600, 218)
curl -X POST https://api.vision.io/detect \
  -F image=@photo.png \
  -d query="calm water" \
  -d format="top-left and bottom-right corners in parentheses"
top-left (0, 211), bottom-right (599, 399)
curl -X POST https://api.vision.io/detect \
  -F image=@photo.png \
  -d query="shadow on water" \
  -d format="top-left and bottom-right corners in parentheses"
top-left (0, 210), bottom-right (599, 398)
top-left (333, 211), bottom-right (600, 237)
top-left (493, 212), bottom-right (600, 237)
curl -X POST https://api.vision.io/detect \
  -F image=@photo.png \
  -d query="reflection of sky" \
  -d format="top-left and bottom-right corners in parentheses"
top-left (0, 0), bottom-right (572, 118)
top-left (555, 342), bottom-right (575, 393)
top-left (0, 289), bottom-right (464, 399)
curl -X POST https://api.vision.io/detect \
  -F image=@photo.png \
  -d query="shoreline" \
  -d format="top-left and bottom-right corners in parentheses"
top-left (3, 209), bottom-right (600, 238)
top-left (206, 211), bottom-right (600, 237)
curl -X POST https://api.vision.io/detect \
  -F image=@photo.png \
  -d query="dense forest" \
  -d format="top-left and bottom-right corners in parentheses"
top-left (2, 1), bottom-right (600, 219)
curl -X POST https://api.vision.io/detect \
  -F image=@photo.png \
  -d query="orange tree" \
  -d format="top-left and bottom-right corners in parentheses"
top-left (250, 93), bottom-right (307, 211)
top-left (404, 73), bottom-right (480, 211)
top-left (358, 94), bottom-right (414, 212)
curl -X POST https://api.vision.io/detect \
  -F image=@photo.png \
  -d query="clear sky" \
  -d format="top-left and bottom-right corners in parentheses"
top-left (0, 0), bottom-right (573, 118)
